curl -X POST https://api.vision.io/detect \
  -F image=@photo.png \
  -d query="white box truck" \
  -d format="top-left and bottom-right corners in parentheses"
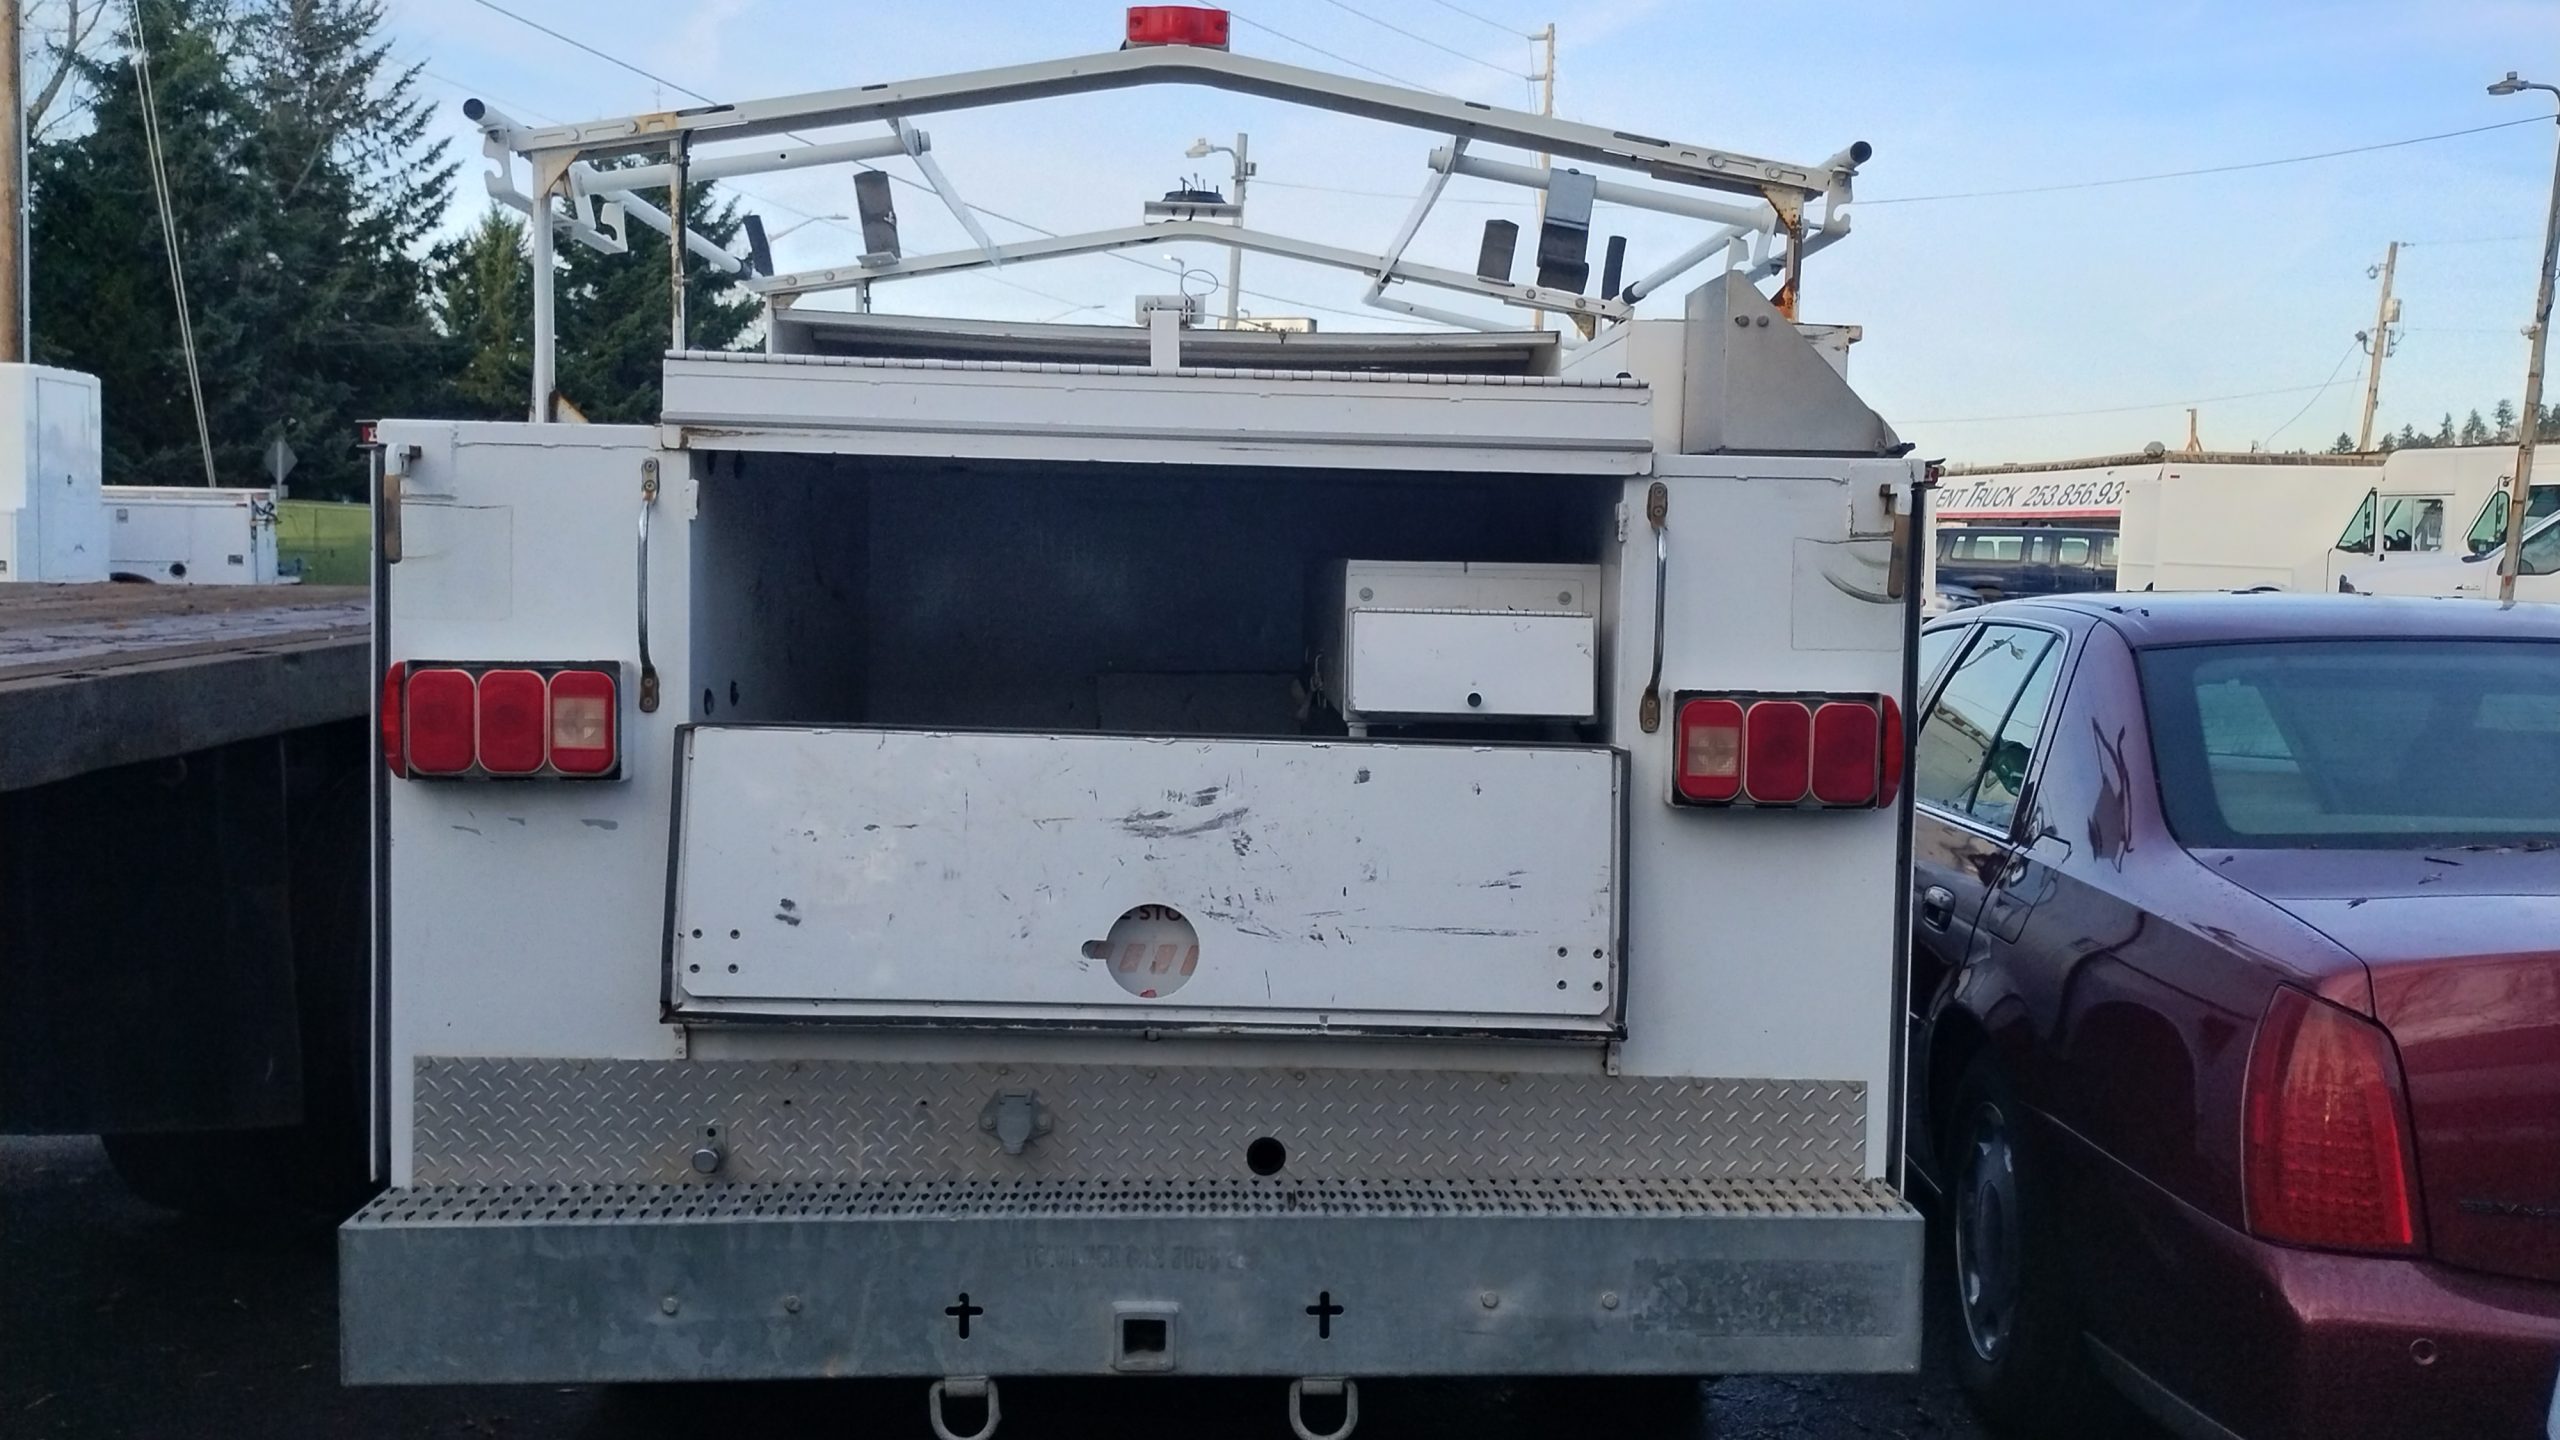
top-left (344, 16), bottom-right (1926, 1432)
top-left (103, 485), bottom-right (284, 584)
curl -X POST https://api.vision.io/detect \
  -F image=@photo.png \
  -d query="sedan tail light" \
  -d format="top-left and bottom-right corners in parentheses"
top-left (382, 662), bottom-right (624, 781)
top-left (1673, 691), bottom-right (1902, 810)
top-left (2243, 986), bottom-right (2424, 1254)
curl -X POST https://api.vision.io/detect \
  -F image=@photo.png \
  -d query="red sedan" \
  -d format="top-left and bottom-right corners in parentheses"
top-left (1905, 593), bottom-right (2560, 1439)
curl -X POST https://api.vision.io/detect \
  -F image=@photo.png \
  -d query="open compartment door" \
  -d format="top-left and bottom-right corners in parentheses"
top-left (664, 727), bottom-right (1623, 1038)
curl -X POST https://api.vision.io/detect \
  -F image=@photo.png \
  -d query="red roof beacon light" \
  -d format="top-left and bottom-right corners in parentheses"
top-left (1126, 6), bottom-right (1230, 49)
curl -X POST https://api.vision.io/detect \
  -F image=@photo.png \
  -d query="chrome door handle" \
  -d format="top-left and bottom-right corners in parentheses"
top-left (637, 458), bottom-right (661, 713)
top-left (1920, 885), bottom-right (1955, 929)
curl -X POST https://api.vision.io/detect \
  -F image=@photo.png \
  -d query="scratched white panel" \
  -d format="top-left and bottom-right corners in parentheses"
top-left (668, 727), bottom-right (1621, 1035)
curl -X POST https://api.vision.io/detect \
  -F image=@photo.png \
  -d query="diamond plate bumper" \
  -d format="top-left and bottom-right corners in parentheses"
top-left (341, 1177), bottom-right (1922, 1383)
top-left (409, 1058), bottom-right (1869, 1185)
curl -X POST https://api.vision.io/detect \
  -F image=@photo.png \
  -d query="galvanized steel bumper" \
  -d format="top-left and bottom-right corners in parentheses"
top-left (340, 1176), bottom-right (1920, 1383)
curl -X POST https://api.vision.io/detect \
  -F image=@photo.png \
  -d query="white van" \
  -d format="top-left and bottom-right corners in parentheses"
top-left (2339, 508), bottom-right (2560, 603)
top-left (2322, 447), bottom-right (2560, 591)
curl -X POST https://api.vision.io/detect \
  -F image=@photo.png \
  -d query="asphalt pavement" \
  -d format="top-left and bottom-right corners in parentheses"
top-left (3, 1135), bottom-right (2008, 1439)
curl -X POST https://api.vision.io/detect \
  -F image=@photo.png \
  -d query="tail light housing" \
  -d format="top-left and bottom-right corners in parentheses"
top-left (2242, 986), bottom-right (2424, 1254)
top-left (1125, 6), bottom-right (1229, 48)
top-left (1672, 691), bottom-right (1903, 809)
top-left (381, 661), bottom-right (624, 781)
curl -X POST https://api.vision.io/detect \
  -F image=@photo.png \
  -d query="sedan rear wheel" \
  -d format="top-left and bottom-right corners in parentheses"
top-left (1943, 1053), bottom-right (2095, 1433)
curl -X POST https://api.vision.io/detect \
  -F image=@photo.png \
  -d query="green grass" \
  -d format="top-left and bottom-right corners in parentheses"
top-left (276, 500), bottom-right (370, 587)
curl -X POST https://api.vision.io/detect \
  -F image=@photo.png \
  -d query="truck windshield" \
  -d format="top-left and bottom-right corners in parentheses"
top-left (2142, 639), bottom-right (2560, 849)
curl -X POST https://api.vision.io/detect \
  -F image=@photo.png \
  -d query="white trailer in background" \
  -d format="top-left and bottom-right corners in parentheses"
top-left (346, 14), bottom-right (1926, 1433)
top-left (0, 364), bottom-right (105, 583)
top-left (102, 486), bottom-right (283, 585)
top-left (1935, 452), bottom-right (2382, 594)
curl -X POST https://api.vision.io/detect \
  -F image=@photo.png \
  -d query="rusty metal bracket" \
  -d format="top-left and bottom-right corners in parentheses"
top-left (1639, 481), bottom-right (1669, 734)
top-left (1763, 191), bottom-right (1806, 320)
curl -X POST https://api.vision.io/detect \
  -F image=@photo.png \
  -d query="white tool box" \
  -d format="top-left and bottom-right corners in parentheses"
top-left (1320, 560), bottom-right (1600, 726)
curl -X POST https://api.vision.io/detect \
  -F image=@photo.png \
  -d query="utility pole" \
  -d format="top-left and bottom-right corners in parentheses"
top-left (1, 0), bottom-right (25, 363)
top-left (1186, 133), bottom-right (1251, 326)
top-left (1529, 22), bottom-right (1555, 331)
top-left (2487, 71), bottom-right (2559, 603)
top-left (2355, 241), bottom-right (2400, 452)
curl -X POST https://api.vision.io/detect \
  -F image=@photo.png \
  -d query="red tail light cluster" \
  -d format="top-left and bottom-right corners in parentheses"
top-left (381, 662), bottom-right (622, 780)
top-left (2242, 986), bottom-right (2423, 1254)
top-left (1671, 692), bottom-right (1903, 809)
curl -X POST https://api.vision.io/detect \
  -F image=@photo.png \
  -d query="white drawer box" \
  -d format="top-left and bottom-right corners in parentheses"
top-left (1346, 608), bottom-right (1597, 720)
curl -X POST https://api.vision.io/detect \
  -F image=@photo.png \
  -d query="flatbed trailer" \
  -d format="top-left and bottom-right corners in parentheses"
top-left (0, 583), bottom-right (377, 1215)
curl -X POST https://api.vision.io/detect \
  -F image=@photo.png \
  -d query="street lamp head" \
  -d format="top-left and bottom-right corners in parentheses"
top-left (1185, 138), bottom-right (1216, 158)
top-left (2487, 71), bottom-right (2526, 96)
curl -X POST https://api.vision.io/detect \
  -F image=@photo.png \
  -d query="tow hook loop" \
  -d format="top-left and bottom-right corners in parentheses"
top-left (978, 1089), bottom-right (1050, 1156)
top-left (928, 1376), bottom-right (1000, 1440)
top-left (1288, 1377), bottom-right (1359, 1440)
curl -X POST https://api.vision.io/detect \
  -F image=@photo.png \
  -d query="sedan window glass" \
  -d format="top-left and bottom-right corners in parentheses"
top-left (1970, 641), bottom-right (2063, 831)
top-left (2144, 640), bottom-right (2560, 848)
top-left (1914, 624), bottom-right (2058, 822)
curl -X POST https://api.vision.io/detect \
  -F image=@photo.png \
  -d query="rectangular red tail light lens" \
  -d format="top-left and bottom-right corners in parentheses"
top-left (382, 662), bottom-right (622, 781)
top-left (1672, 690), bottom-right (1902, 810)
top-left (1126, 6), bottom-right (1229, 48)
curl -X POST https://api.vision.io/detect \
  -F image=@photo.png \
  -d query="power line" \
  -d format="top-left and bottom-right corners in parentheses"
top-left (2259, 339), bottom-right (2362, 448)
top-left (1306, 0), bottom-right (1528, 81)
top-left (2400, 233), bottom-right (2542, 247)
top-left (1257, 176), bottom-right (1526, 205)
top-left (1226, 12), bottom-right (1445, 92)
top-left (125, 0), bottom-right (216, 487)
top-left (1911, 379), bottom-right (2351, 426)
top-left (1862, 115), bottom-right (2551, 206)
top-left (1419, 0), bottom-right (1536, 40)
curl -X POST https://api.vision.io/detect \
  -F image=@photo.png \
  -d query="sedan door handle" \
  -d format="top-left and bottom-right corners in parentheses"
top-left (1920, 885), bottom-right (1955, 930)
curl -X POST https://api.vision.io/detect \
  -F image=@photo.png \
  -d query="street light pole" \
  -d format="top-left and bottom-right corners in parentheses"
top-left (2488, 71), bottom-right (2560, 603)
top-left (1186, 134), bottom-right (1250, 326)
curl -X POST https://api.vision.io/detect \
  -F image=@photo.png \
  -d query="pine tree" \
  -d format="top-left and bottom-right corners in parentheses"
top-left (2493, 399), bottom-right (2518, 441)
top-left (30, 0), bottom-right (268, 486)
top-left (237, 0), bottom-right (457, 498)
top-left (2398, 422), bottom-right (2425, 449)
top-left (2460, 409), bottom-right (2489, 445)
top-left (554, 163), bottom-right (757, 423)
top-left (433, 210), bottom-right (532, 420)
top-left (2329, 432), bottom-right (2356, 454)
top-left (2435, 412), bottom-right (2456, 446)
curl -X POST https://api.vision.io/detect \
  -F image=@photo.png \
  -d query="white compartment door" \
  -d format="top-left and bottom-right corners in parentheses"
top-left (666, 728), bottom-right (1623, 1037)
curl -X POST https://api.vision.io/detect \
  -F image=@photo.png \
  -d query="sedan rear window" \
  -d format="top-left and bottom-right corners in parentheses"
top-left (2142, 640), bottom-right (2560, 848)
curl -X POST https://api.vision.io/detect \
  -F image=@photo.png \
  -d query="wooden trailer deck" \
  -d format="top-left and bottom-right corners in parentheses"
top-left (0, 584), bottom-right (369, 792)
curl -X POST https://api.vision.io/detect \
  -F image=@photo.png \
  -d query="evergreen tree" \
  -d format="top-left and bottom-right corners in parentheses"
top-left (432, 209), bottom-right (531, 420)
top-left (2328, 432), bottom-right (2356, 454)
top-left (2460, 409), bottom-right (2489, 445)
top-left (2493, 399), bottom-right (2518, 441)
top-left (237, 0), bottom-right (456, 497)
top-left (30, 0), bottom-right (268, 486)
top-left (2435, 412), bottom-right (2456, 446)
top-left (2397, 422), bottom-right (2424, 449)
top-left (2377, 433), bottom-right (2397, 453)
top-left (554, 164), bottom-right (757, 423)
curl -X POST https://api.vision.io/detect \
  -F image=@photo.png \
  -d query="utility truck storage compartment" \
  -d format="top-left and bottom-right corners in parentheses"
top-left (687, 455), bottom-right (1614, 738)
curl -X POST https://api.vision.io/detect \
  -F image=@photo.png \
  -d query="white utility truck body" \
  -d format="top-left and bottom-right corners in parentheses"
top-left (346, 17), bottom-right (1924, 1428)
top-left (103, 485), bottom-right (284, 584)
top-left (0, 363), bottom-right (105, 583)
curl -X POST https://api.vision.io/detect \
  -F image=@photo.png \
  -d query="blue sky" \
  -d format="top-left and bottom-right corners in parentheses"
top-left (384, 0), bottom-right (2560, 463)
